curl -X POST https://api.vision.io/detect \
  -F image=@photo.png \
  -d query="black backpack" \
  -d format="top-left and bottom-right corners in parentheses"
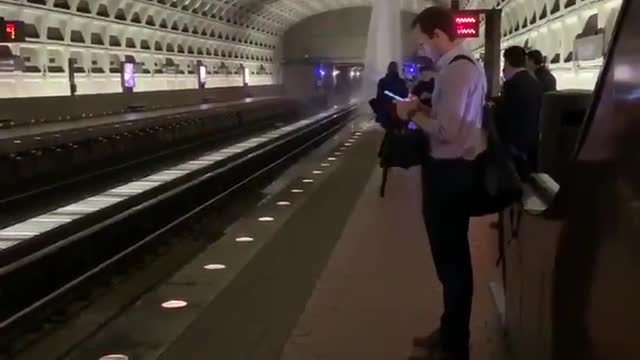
top-left (378, 124), bottom-right (426, 169)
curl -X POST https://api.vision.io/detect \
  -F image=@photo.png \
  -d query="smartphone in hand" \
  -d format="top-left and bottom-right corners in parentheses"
top-left (384, 91), bottom-right (408, 101)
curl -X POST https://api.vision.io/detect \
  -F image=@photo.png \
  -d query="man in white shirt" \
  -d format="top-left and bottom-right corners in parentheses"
top-left (396, 6), bottom-right (487, 360)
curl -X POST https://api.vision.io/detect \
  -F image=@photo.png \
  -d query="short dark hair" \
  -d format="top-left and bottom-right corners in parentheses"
top-left (411, 6), bottom-right (457, 41)
top-left (503, 46), bottom-right (527, 68)
top-left (527, 50), bottom-right (545, 66)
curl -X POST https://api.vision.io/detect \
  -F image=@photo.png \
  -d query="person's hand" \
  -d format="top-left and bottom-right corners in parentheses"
top-left (395, 96), bottom-right (419, 121)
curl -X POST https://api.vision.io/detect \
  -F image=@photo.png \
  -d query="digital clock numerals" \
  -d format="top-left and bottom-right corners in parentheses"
top-left (6, 23), bottom-right (16, 40)
top-left (0, 20), bottom-right (26, 42)
top-left (454, 14), bottom-right (480, 38)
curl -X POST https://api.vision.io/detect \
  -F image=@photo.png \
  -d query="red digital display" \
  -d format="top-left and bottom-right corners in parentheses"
top-left (6, 23), bottom-right (16, 40)
top-left (455, 13), bottom-right (480, 38)
top-left (0, 20), bottom-right (26, 42)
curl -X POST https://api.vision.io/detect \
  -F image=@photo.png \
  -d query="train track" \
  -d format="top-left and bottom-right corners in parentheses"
top-left (0, 107), bottom-right (301, 228)
top-left (0, 104), bottom-right (357, 355)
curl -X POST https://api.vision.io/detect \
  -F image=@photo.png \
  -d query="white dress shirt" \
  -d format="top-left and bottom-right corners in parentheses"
top-left (425, 44), bottom-right (487, 160)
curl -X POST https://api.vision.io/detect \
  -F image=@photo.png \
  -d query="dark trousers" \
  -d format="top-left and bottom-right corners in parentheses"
top-left (527, 145), bottom-right (538, 172)
top-left (511, 143), bottom-right (538, 176)
top-left (421, 158), bottom-right (475, 351)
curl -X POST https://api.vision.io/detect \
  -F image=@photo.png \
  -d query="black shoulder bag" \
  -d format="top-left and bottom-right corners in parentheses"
top-left (378, 123), bottom-right (426, 170)
top-left (470, 104), bottom-right (523, 216)
top-left (448, 55), bottom-right (523, 216)
top-left (377, 103), bottom-right (427, 197)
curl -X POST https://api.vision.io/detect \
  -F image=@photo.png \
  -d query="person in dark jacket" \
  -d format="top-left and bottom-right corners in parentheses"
top-left (498, 46), bottom-right (544, 173)
top-left (375, 61), bottom-right (409, 129)
top-left (527, 50), bottom-right (557, 92)
top-left (411, 65), bottom-right (436, 108)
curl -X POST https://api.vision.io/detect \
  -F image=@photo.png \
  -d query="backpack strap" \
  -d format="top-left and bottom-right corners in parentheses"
top-left (449, 54), bottom-right (476, 66)
top-left (449, 54), bottom-right (490, 103)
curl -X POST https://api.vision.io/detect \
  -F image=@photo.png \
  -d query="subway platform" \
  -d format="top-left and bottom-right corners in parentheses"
top-left (37, 114), bottom-right (509, 360)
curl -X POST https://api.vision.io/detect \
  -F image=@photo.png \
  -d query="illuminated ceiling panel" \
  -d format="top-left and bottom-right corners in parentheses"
top-left (220, 0), bottom-right (437, 29)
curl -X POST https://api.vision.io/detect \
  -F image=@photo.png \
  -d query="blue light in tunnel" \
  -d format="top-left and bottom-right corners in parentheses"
top-left (403, 63), bottom-right (417, 77)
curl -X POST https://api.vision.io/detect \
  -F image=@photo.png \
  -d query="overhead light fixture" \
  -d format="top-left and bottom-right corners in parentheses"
top-left (258, 217), bottom-right (275, 222)
top-left (203, 264), bottom-right (226, 270)
top-left (99, 355), bottom-right (129, 360)
top-left (161, 300), bottom-right (188, 309)
top-left (236, 236), bottom-right (255, 242)
top-left (277, 201), bottom-right (291, 206)
top-left (312, 170), bottom-right (323, 174)
top-left (327, 157), bottom-right (337, 161)
top-left (320, 163), bottom-right (330, 167)
top-left (291, 189), bottom-right (304, 193)
top-left (302, 179), bottom-right (314, 183)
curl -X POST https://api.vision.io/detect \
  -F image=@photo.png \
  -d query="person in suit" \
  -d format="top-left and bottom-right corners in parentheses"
top-left (375, 61), bottom-right (409, 129)
top-left (498, 46), bottom-right (544, 173)
top-left (527, 49), bottom-right (557, 93)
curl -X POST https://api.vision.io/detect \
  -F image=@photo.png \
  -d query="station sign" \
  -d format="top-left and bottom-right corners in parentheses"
top-left (0, 19), bottom-right (27, 43)
top-left (454, 13), bottom-right (480, 38)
